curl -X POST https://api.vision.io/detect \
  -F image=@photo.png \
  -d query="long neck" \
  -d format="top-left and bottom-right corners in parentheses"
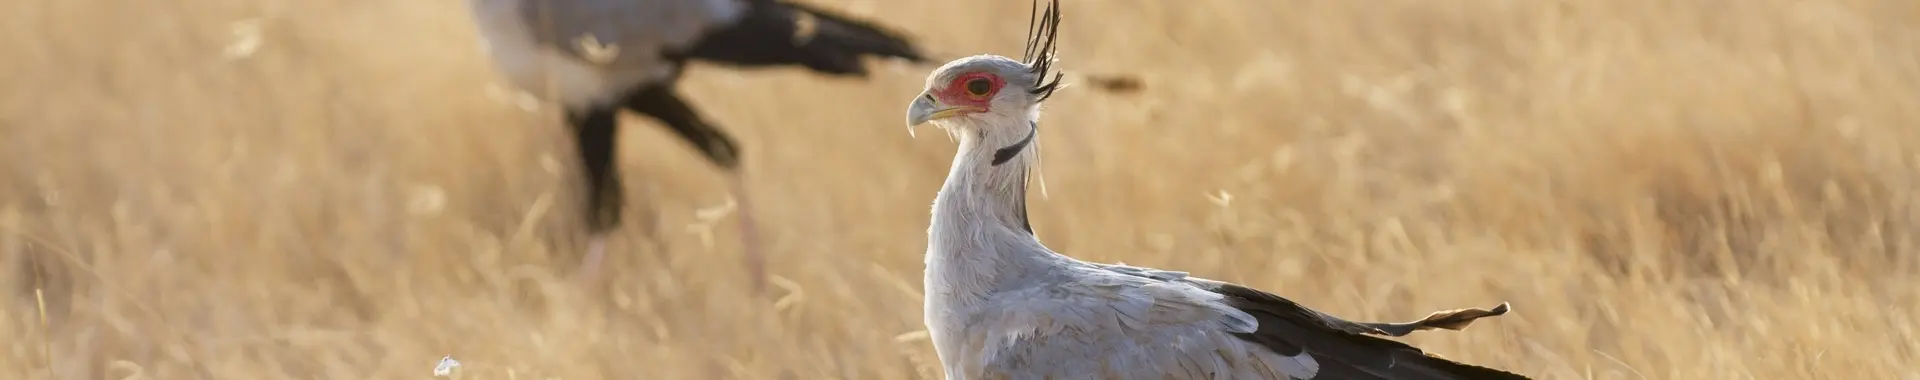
top-left (939, 122), bottom-right (1038, 234)
top-left (925, 119), bottom-right (1052, 305)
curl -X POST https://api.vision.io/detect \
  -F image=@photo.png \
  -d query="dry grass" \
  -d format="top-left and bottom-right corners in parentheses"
top-left (4, 0), bottom-right (1919, 378)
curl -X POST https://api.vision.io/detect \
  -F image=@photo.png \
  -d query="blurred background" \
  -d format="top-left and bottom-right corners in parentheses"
top-left (4, 0), bottom-right (1919, 378)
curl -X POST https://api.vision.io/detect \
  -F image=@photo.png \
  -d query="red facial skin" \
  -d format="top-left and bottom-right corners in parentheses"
top-left (932, 72), bottom-right (1005, 115)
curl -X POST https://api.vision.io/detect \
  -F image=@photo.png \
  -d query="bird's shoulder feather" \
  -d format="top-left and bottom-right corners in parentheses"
top-left (518, 0), bottom-right (747, 68)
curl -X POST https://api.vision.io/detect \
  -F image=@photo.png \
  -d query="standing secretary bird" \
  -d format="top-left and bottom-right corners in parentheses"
top-left (905, 1), bottom-right (1531, 379)
top-left (465, 0), bottom-right (927, 291)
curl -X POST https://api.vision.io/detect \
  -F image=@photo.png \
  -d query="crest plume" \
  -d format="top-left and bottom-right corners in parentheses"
top-left (1021, 0), bottom-right (1066, 102)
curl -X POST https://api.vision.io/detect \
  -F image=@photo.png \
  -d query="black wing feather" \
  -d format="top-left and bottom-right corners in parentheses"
top-left (678, 0), bottom-right (926, 75)
top-left (1202, 281), bottom-right (1532, 380)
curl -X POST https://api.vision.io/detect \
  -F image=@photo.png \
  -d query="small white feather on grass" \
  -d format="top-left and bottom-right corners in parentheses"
top-left (432, 355), bottom-right (461, 377)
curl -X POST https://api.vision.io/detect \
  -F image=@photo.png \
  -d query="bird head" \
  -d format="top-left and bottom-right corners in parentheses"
top-left (906, 0), bottom-right (1065, 136)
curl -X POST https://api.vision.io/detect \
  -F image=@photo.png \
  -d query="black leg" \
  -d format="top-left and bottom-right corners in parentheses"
top-left (622, 84), bottom-right (768, 295)
top-left (622, 85), bottom-right (742, 170)
top-left (566, 106), bottom-right (623, 233)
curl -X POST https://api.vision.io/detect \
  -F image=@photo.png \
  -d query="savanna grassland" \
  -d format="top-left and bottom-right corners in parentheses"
top-left (3, 0), bottom-right (1918, 378)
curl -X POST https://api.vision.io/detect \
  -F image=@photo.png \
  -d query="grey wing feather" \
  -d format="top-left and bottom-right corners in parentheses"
top-left (959, 266), bottom-right (1321, 380)
top-left (520, 0), bottom-right (745, 69)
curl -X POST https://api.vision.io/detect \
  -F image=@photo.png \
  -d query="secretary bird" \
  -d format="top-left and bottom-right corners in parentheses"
top-left (465, 0), bottom-right (927, 291)
top-left (904, 1), bottom-right (1532, 378)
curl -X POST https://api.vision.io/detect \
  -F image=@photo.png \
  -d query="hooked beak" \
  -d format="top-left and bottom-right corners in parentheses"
top-left (906, 93), bottom-right (985, 127)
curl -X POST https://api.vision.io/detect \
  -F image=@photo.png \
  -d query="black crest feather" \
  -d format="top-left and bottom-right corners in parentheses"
top-left (1021, 0), bottom-right (1065, 102)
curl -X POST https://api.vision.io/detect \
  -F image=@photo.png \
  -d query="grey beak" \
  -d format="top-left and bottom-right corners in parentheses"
top-left (907, 93), bottom-right (940, 127)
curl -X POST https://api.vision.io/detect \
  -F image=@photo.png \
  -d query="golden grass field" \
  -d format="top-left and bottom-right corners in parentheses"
top-left (5, 0), bottom-right (1920, 378)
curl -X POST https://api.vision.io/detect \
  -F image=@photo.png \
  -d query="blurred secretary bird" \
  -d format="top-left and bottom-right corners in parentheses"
top-left (905, 1), bottom-right (1531, 379)
top-left (466, 0), bottom-right (927, 291)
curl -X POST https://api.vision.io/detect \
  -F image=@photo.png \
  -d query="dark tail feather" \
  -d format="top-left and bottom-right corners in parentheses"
top-left (1347, 303), bottom-right (1531, 379)
top-left (1362, 302), bottom-right (1513, 337)
top-left (1310, 350), bottom-right (1530, 380)
top-left (781, 0), bottom-right (927, 62)
top-left (682, 0), bottom-right (927, 76)
top-left (1267, 317), bottom-right (1533, 380)
top-left (1375, 349), bottom-right (1533, 380)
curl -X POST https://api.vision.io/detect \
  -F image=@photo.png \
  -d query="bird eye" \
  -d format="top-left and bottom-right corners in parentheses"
top-left (964, 78), bottom-right (993, 97)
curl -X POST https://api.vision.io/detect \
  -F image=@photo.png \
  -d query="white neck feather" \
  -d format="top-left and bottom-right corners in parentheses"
top-left (924, 116), bottom-right (1059, 309)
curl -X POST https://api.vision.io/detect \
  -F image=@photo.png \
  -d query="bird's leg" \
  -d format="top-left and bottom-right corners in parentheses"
top-left (579, 235), bottom-right (608, 285)
top-left (622, 85), bottom-right (768, 296)
top-left (565, 106), bottom-right (623, 285)
top-left (727, 171), bottom-right (768, 296)
top-left (621, 85), bottom-right (740, 169)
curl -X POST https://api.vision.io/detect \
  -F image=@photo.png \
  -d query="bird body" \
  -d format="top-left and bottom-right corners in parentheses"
top-left (916, 92), bottom-right (1518, 379)
top-left (468, 0), bottom-right (742, 110)
top-left (907, 1), bottom-right (1528, 378)
top-left (463, 0), bottom-right (926, 290)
